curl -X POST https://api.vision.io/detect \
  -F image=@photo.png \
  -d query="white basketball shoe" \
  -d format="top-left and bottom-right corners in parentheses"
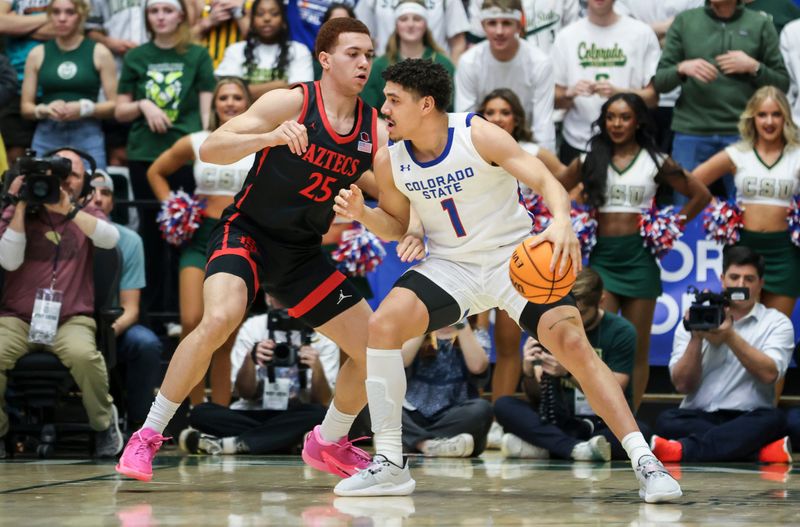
top-left (635, 455), bottom-right (683, 503)
top-left (334, 455), bottom-right (416, 497)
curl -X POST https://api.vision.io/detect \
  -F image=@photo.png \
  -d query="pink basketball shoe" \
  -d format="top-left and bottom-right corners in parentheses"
top-left (115, 428), bottom-right (170, 482)
top-left (302, 425), bottom-right (371, 478)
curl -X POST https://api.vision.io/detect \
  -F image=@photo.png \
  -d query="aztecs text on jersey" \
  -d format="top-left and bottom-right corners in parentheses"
top-left (233, 81), bottom-right (378, 243)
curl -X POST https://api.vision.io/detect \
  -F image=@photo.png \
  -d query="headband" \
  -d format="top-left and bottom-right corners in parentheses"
top-left (479, 6), bottom-right (522, 22)
top-left (395, 2), bottom-right (428, 22)
top-left (146, 0), bottom-right (184, 12)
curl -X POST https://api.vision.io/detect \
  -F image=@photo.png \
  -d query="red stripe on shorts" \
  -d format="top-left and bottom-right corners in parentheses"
top-left (288, 271), bottom-right (347, 318)
top-left (207, 247), bottom-right (258, 297)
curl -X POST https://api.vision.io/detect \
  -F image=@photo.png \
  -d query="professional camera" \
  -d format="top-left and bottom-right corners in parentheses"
top-left (2, 150), bottom-right (72, 206)
top-left (683, 286), bottom-right (749, 331)
top-left (267, 309), bottom-right (313, 368)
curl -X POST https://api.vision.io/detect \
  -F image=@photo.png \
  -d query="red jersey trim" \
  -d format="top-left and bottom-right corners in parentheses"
top-left (370, 107), bottom-right (378, 164)
top-left (288, 271), bottom-right (346, 318)
top-left (314, 81), bottom-right (363, 145)
top-left (296, 82), bottom-right (310, 123)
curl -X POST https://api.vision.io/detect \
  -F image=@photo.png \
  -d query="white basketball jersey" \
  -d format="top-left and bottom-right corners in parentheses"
top-left (595, 150), bottom-right (662, 213)
top-left (389, 113), bottom-right (533, 260)
top-left (727, 144), bottom-right (800, 207)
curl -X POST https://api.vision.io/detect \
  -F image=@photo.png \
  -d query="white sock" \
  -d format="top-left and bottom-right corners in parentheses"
top-left (621, 431), bottom-right (653, 468)
top-left (141, 392), bottom-right (181, 434)
top-left (319, 402), bottom-right (357, 443)
top-left (366, 348), bottom-right (406, 466)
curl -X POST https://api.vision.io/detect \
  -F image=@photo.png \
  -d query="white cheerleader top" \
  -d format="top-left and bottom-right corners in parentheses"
top-left (727, 143), bottom-right (800, 207)
top-left (592, 149), bottom-right (661, 214)
top-left (190, 131), bottom-right (254, 196)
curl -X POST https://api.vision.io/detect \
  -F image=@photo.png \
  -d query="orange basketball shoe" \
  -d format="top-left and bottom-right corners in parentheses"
top-left (759, 436), bottom-right (792, 464)
top-left (650, 435), bottom-right (683, 463)
top-left (302, 425), bottom-right (371, 478)
top-left (116, 428), bottom-right (170, 482)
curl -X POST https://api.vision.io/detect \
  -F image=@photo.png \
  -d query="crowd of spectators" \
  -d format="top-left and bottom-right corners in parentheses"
top-left (1, 0), bottom-right (800, 464)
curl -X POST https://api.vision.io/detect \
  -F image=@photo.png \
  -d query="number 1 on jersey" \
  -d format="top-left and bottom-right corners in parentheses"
top-left (441, 198), bottom-right (466, 237)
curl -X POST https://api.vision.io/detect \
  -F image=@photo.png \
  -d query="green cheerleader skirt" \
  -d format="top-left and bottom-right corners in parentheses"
top-left (737, 229), bottom-right (800, 298)
top-left (179, 217), bottom-right (218, 271)
top-left (589, 233), bottom-right (662, 299)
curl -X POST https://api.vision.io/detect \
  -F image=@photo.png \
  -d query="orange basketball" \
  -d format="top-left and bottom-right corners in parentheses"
top-left (509, 239), bottom-right (576, 304)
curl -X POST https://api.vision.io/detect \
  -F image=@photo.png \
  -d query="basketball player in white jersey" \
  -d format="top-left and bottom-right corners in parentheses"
top-left (332, 59), bottom-right (682, 503)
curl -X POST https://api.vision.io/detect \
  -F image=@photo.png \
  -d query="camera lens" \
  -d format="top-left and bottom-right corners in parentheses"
top-left (30, 179), bottom-right (50, 199)
top-left (273, 343), bottom-right (290, 359)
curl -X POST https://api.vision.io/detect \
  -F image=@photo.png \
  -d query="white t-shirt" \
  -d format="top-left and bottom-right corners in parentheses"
top-left (551, 16), bottom-right (660, 151)
top-left (727, 143), bottom-right (800, 207)
top-left (229, 314), bottom-right (340, 411)
top-left (455, 39), bottom-right (556, 151)
top-left (468, 0), bottom-right (580, 53)
top-left (354, 0), bottom-right (471, 55)
top-left (85, 0), bottom-right (147, 72)
top-left (781, 19), bottom-right (800, 125)
top-left (670, 303), bottom-right (794, 412)
top-left (390, 113), bottom-right (533, 260)
top-left (215, 40), bottom-right (313, 84)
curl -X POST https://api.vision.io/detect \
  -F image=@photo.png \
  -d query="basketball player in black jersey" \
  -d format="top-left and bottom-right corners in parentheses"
top-left (116, 18), bottom-right (424, 482)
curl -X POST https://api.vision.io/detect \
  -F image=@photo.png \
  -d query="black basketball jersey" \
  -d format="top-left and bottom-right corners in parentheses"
top-left (233, 81), bottom-right (378, 244)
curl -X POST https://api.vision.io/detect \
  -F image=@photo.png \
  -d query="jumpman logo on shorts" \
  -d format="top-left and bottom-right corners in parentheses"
top-left (337, 290), bottom-right (353, 305)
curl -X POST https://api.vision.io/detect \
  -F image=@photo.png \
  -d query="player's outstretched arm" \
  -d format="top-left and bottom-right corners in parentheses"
top-left (471, 118), bottom-right (581, 275)
top-left (199, 86), bottom-right (307, 165)
top-left (333, 146), bottom-right (411, 242)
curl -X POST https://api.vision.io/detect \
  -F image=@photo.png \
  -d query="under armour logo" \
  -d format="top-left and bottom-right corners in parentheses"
top-left (337, 290), bottom-right (353, 305)
top-left (400, 164), bottom-right (411, 172)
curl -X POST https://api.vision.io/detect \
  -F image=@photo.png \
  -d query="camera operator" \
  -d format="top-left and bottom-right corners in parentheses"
top-left (179, 295), bottom-right (339, 455)
top-left (652, 246), bottom-right (794, 463)
top-left (494, 268), bottom-right (647, 461)
top-left (0, 148), bottom-right (121, 459)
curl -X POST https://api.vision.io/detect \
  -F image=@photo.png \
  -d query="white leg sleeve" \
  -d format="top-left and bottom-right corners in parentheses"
top-left (366, 348), bottom-right (406, 466)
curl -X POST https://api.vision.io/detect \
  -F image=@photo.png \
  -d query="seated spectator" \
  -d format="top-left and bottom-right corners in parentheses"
top-left (456, 0), bottom-right (556, 151)
top-left (362, 0), bottom-right (455, 112)
top-left (89, 172), bottom-right (163, 432)
top-left (214, 0), bottom-right (313, 100)
top-left (552, 0), bottom-right (660, 163)
top-left (467, 0), bottom-right (580, 53)
top-left (652, 246), bottom-right (794, 463)
top-left (355, 0), bottom-right (470, 61)
top-left (780, 18), bottom-right (800, 124)
top-left (179, 298), bottom-right (338, 455)
top-left (494, 268), bottom-right (643, 461)
top-left (147, 77), bottom-right (255, 406)
top-left (20, 0), bottom-right (117, 170)
top-left (0, 0), bottom-right (54, 165)
top-left (401, 320), bottom-right (493, 458)
top-left (0, 149), bottom-right (121, 459)
top-left (193, 0), bottom-right (250, 69)
top-left (654, 0), bottom-right (789, 202)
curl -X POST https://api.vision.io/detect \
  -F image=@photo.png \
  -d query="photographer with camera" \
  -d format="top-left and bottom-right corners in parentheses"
top-left (179, 296), bottom-right (339, 455)
top-left (0, 148), bottom-right (121, 459)
top-left (494, 268), bottom-right (645, 461)
top-left (652, 246), bottom-right (794, 464)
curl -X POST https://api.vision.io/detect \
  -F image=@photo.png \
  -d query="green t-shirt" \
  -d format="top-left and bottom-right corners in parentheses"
top-left (562, 310), bottom-right (636, 411)
top-left (119, 42), bottom-right (216, 161)
top-left (362, 47), bottom-right (455, 112)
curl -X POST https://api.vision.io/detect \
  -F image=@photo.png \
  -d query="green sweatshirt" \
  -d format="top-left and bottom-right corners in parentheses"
top-left (654, 1), bottom-right (789, 136)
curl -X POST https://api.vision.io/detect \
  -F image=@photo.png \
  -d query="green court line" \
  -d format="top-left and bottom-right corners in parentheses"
top-left (0, 463), bottom-right (180, 494)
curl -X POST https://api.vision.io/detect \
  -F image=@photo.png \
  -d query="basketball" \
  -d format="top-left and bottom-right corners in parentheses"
top-left (509, 239), bottom-right (576, 304)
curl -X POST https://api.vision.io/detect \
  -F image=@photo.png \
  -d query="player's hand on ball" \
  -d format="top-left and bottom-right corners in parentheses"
top-left (333, 184), bottom-right (365, 221)
top-left (396, 234), bottom-right (426, 262)
top-left (529, 219), bottom-right (581, 276)
top-left (270, 120), bottom-right (308, 154)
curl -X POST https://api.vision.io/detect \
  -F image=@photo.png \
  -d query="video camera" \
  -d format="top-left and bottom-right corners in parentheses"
top-left (2, 150), bottom-right (72, 206)
top-left (683, 286), bottom-right (749, 331)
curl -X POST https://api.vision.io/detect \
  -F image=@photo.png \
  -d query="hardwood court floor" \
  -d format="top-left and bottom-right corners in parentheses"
top-left (1, 452), bottom-right (798, 526)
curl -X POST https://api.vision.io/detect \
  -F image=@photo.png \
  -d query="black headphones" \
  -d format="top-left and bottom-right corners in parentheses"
top-left (42, 146), bottom-right (98, 200)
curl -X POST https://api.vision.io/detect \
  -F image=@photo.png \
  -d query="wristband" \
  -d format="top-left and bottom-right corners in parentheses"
top-left (79, 98), bottom-right (96, 118)
top-left (65, 204), bottom-right (81, 221)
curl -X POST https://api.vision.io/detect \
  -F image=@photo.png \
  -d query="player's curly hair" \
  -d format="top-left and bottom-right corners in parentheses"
top-left (381, 58), bottom-right (451, 112)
